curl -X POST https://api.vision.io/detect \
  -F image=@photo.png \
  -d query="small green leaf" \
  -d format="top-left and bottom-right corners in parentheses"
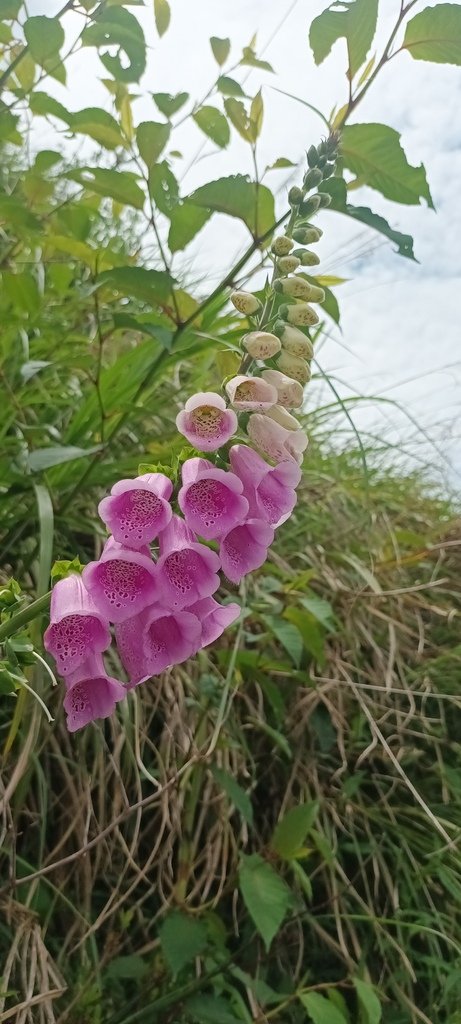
top-left (71, 107), bottom-right (126, 149)
top-left (353, 979), bottom-right (382, 1024)
top-left (239, 854), bottom-right (292, 950)
top-left (211, 766), bottom-right (253, 825)
top-left (266, 156), bottom-right (296, 170)
top-left (29, 91), bottom-right (71, 123)
top-left (0, 195), bottom-right (40, 231)
top-left (2, 272), bottom-right (40, 315)
top-left (271, 803), bottom-right (319, 860)
top-left (81, 7), bottom-right (146, 83)
top-left (0, 0), bottom-right (22, 19)
top-left (24, 16), bottom-right (64, 73)
top-left (192, 105), bottom-right (230, 148)
top-left (262, 615), bottom-right (303, 667)
top-left (210, 36), bottom-right (230, 65)
top-left (224, 97), bottom-right (251, 141)
top-left (284, 607), bottom-right (325, 663)
top-left (309, 0), bottom-right (378, 78)
top-left (137, 120), bottom-right (170, 166)
top-left (187, 174), bottom-right (275, 238)
top-left (185, 994), bottom-right (241, 1024)
top-left (300, 991), bottom-right (348, 1024)
top-left (96, 265), bottom-right (174, 304)
top-left (67, 167), bottom-right (145, 209)
top-left (168, 204), bottom-right (211, 252)
top-left (152, 91), bottom-right (189, 117)
top-left (154, 0), bottom-right (170, 36)
top-left (240, 46), bottom-right (274, 72)
top-left (217, 75), bottom-right (246, 97)
top-left (159, 912), bottom-right (207, 976)
top-left (402, 4), bottom-right (461, 65)
top-left (105, 955), bottom-right (148, 981)
top-left (149, 160), bottom-right (179, 216)
top-left (341, 123), bottom-right (433, 207)
top-left (249, 89), bottom-right (264, 141)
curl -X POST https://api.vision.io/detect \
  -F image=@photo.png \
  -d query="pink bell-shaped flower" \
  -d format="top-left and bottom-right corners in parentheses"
top-left (220, 518), bottom-right (274, 584)
top-left (156, 514), bottom-right (221, 609)
top-left (63, 654), bottom-right (126, 733)
top-left (247, 413), bottom-right (308, 465)
top-left (188, 597), bottom-right (240, 647)
top-left (44, 574), bottom-right (111, 677)
top-left (225, 375), bottom-right (277, 412)
top-left (176, 392), bottom-right (238, 452)
top-left (82, 539), bottom-right (157, 623)
top-left (98, 473), bottom-right (173, 550)
top-left (115, 606), bottom-right (202, 686)
top-left (230, 444), bottom-right (301, 528)
top-left (178, 457), bottom-right (249, 540)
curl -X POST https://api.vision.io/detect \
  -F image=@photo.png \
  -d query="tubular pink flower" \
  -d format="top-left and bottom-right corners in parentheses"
top-left (156, 514), bottom-right (220, 609)
top-left (187, 597), bottom-right (241, 647)
top-left (247, 413), bottom-right (308, 465)
top-left (115, 606), bottom-right (202, 685)
top-left (178, 457), bottom-right (249, 540)
top-left (63, 654), bottom-right (126, 733)
top-left (176, 392), bottom-right (238, 452)
top-left (82, 540), bottom-right (157, 623)
top-left (261, 369), bottom-right (304, 410)
top-left (230, 444), bottom-right (301, 528)
top-left (220, 518), bottom-right (274, 584)
top-left (44, 574), bottom-right (111, 677)
top-left (225, 375), bottom-right (277, 412)
top-left (98, 473), bottom-right (173, 550)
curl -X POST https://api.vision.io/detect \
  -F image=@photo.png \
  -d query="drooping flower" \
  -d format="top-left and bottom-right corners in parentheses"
top-left (98, 473), bottom-right (173, 550)
top-left (82, 539), bottom-right (157, 623)
top-left (220, 518), bottom-right (274, 584)
top-left (230, 290), bottom-right (261, 314)
top-left (44, 574), bottom-right (111, 677)
top-left (276, 323), bottom-right (314, 359)
top-left (187, 597), bottom-right (240, 647)
top-left (63, 654), bottom-right (126, 733)
top-left (261, 369), bottom-right (304, 410)
top-left (225, 374), bottom-right (277, 412)
top-left (247, 414), bottom-right (308, 465)
top-left (156, 514), bottom-right (220, 609)
top-left (115, 606), bottom-right (201, 685)
top-left (230, 444), bottom-right (301, 528)
top-left (176, 392), bottom-right (237, 452)
top-left (242, 331), bottom-right (281, 360)
top-left (178, 457), bottom-right (249, 540)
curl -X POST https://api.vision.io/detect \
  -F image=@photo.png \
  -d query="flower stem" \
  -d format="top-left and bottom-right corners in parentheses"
top-left (0, 593), bottom-right (51, 644)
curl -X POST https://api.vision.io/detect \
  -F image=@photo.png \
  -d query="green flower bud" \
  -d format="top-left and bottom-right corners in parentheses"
top-left (292, 226), bottom-right (322, 245)
top-left (293, 248), bottom-right (320, 267)
top-left (284, 303), bottom-right (320, 327)
top-left (279, 324), bottom-right (314, 358)
top-left (317, 154), bottom-right (327, 168)
top-left (277, 254), bottom-right (301, 274)
top-left (271, 234), bottom-right (294, 257)
top-left (231, 290), bottom-right (261, 315)
top-left (326, 134), bottom-right (338, 156)
top-left (317, 192), bottom-right (332, 209)
top-left (275, 276), bottom-right (318, 301)
top-left (277, 350), bottom-right (312, 385)
top-left (322, 163), bottom-right (335, 179)
top-left (242, 331), bottom-right (281, 359)
top-left (288, 185), bottom-right (304, 206)
top-left (299, 194), bottom-right (322, 217)
top-left (306, 283), bottom-right (325, 303)
top-left (307, 144), bottom-right (318, 168)
top-left (303, 167), bottom-right (323, 191)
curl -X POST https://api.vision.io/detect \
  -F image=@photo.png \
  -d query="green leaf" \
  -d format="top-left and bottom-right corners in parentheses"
top-left (149, 160), bottom-right (179, 216)
top-left (284, 607), bottom-right (325, 663)
top-left (137, 120), bottom-right (170, 166)
top-left (267, 156), bottom-right (297, 170)
top-left (211, 766), bottom-right (253, 825)
top-left (2, 272), bottom-right (40, 315)
top-left (217, 75), bottom-right (246, 97)
top-left (23, 16), bottom-right (64, 74)
top-left (262, 615), bottom-right (303, 667)
top-left (0, 195), bottom-right (40, 231)
top-left (67, 167), bottom-right (145, 209)
top-left (168, 204), bottom-right (211, 252)
top-left (249, 89), bottom-right (264, 142)
top-left (402, 4), bottom-right (461, 65)
top-left (353, 979), bottom-right (382, 1024)
top-left (187, 174), bottom-right (275, 239)
top-left (28, 446), bottom-right (102, 472)
top-left (239, 854), bottom-right (292, 950)
top-left (0, 0), bottom-right (22, 19)
top-left (152, 91), bottom-right (189, 117)
top-left (210, 36), bottom-right (230, 65)
top-left (300, 594), bottom-right (336, 631)
top-left (322, 176), bottom-right (417, 260)
top-left (192, 105), bottom-right (230, 148)
top-left (154, 0), bottom-right (170, 36)
top-left (81, 7), bottom-right (146, 83)
top-left (71, 107), bottom-right (126, 149)
top-left (309, 0), bottom-right (378, 78)
top-left (341, 123), bottom-right (434, 207)
top-left (271, 802), bottom-right (319, 859)
top-left (224, 97), bottom-right (251, 141)
top-left (105, 955), bottom-right (148, 981)
top-left (186, 994), bottom-right (241, 1024)
top-left (240, 46), bottom-right (274, 72)
top-left (159, 912), bottom-right (207, 975)
top-left (34, 150), bottom-right (62, 172)
top-left (96, 265), bottom-right (174, 304)
top-left (29, 91), bottom-right (71, 123)
top-left (300, 992), bottom-right (348, 1024)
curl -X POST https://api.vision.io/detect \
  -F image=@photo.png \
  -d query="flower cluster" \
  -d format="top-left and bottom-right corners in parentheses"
top-left (44, 144), bottom-right (333, 733)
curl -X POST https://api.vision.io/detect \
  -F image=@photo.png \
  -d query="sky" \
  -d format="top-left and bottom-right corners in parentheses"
top-left (25, 0), bottom-right (461, 484)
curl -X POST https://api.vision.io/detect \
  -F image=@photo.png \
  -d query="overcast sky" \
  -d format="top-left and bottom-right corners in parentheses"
top-left (26, 0), bottom-right (461, 483)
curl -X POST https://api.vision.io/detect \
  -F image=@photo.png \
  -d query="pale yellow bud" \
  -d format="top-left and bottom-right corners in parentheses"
top-left (275, 276), bottom-right (313, 301)
top-left (277, 255), bottom-right (300, 274)
top-left (271, 234), bottom-right (294, 257)
top-left (266, 405), bottom-right (301, 431)
top-left (242, 331), bottom-right (281, 359)
top-left (261, 368), bottom-right (304, 410)
top-left (231, 290), bottom-right (261, 315)
top-left (305, 283), bottom-right (325, 303)
top-left (277, 351), bottom-right (312, 385)
top-left (280, 325), bottom-right (314, 359)
top-left (285, 303), bottom-right (319, 327)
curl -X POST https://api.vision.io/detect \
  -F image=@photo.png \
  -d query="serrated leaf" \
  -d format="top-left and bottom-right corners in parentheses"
top-left (187, 174), bottom-right (275, 239)
top-left (323, 176), bottom-right (417, 261)
top-left (192, 105), bottom-right (230, 148)
top-left (29, 91), bottom-right (71, 123)
top-left (154, 0), bottom-right (170, 35)
top-left (239, 854), bottom-right (292, 950)
top-left (271, 802), bottom-right (319, 860)
top-left (402, 4), bottom-right (461, 65)
top-left (152, 91), bottom-right (189, 117)
top-left (266, 156), bottom-right (297, 170)
top-left (300, 991), bottom-right (348, 1024)
top-left (211, 766), bottom-right (253, 825)
top-left (240, 46), bottom-right (274, 72)
top-left (71, 107), bottom-right (126, 149)
top-left (96, 265), bottom-right (173, 304)
top-left (210, 36), bottom-right (230, 65)
top-left (67, 167), bottom-right (145, 210)
top-left (217, 75), bottom-right (246, 97)
top-left (353, 979), bottom-right (382, 1024)
top-left (309, 0), bottom-right (378, 78)
top-left (81, 7), bottom-right (146, 83)
top-left (168, 204), bottom-right (211, 252)
top-left (341, 123), bottom-right (433, 207)
top-left (137, 120), bottom-right (170, 166)
top-left (149, 160), bottom-right (179, 216)
top-left (224, 97), bottom-right (251, 141)
top-left (159, 912), bottom-right (207, 976)
top-left (24, 16), bottom-right (64, 72)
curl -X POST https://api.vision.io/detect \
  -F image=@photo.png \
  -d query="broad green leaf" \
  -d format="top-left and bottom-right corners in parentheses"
top-left (29, 91), bottom-right (71, 123)
top-left (187, 174), bottom-right (275, 239)
top-left (159, 911), bottom-right (207, 975)
top-left (152, 91), bottom-right (189, 117)
top-left (96, 265), bottom-right (174, 304)
top-left (186, 994), bottom-right (241, 1024)
top-left (353, 979), bottom-right (382, 1024)
top-left (341, 123), bottom-right (433, 207)
top-left (284, 607), bottom-right (325, 663)
top-left (168, 204), bottom-right (211, 252)
top-left (309, 0), bottom-right (378, 78)
top-left (105, 955), bottom-right (148, 981)
top-left (71, 107), bottom-right (126, 149)
top-left (192, 105), bottom-right (230, 148)
top-left (28, 446), bottom-right (102, 472)
top-left (249, 89), bottom-right (263, 142)
top-left (271, 802), bottom-right (319, 860)
top-left (262, 615), bottom-right (302, 667)
top-left (149, 160), bottom-right (179, 216)
top-left (24, 16), bottom-right (64, 75)
top-left (211, 766), bottom-right (253, 825)
top-left (45, 235), bottom-right (121, 272)
top-left (0, 195), bottom-right (40, 231)
top-left (224, 97), bottom-right (251, 141)
top-left (240, 46), bottom-right (274, 72)
top-left (0, 103), bottom-right (21, 145)
top-left (217, 75), bottom-right (246, 97)
top-left (300, 992), bottom-right (348, 1024)
top-left (2, 272), bottom-right (40, 315)
top-left (402, 4), bottom-right (461, 65)
top-left (0, 0), bottom-right (22, 19)
top-left (34, 150), bottom-right (62, 172)
top-left (300, 594), bottom-right (336, 631)
top-left (81, 7), bottom-right (146, 83)
top-left (137, 120), bottom-right (170, 166)
top-left (323, 176), bottom-right (417, 260)
top-left (239, 854), bottom-right (292, 950)
top-left (67, 167), bottom-right (145, 210)
top-left (154, 0), bottom-right (170, 36)
top-left (210, 36), bottom-right (230, 65)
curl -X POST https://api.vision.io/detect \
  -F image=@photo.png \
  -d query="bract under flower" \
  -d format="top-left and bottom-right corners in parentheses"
top-left (220, 518), bottom-right (274, 584)
top-left (225, 375), bottom-right (277, 411)
top-left (98, 473), bottom-right (173, 550)
top-left (178, 457), bottom-right (249, 540)
top-left (176, 392), bottom-right (237, 452)
top-left (156, 514), bottom-right (220, 609)
top-left (44, 574), bottom-right (111, 676)
top-left (82, 540), bottom-right (157, 623)
top-left (63, 654), bottom-right (126, 732)
top-left (230, 444), bottom-right (301, 528)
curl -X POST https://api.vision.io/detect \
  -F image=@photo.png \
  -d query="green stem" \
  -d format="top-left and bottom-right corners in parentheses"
top-left (0, 593), bottom-right (51, 643)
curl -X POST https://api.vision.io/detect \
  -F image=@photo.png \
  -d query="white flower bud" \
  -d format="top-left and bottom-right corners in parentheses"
top-left (275, 276), bottom-right (323, 302)
top-left (242, 331), bottom-right (281, 359)
top-left (261, 368), bottom-right (304, 409)
top-left (266, 405), bottom-right (301, 431)
top-left (231, 290), bottom-right (261, 315)
top-left (277, 351), bottom-right (312, 385)
top-left (285, 303), bottom-right (320, 327)
top-left (280, 325), bottom-right (314, 359)
top-left (277, 255), bottom-right (300, 274)
top-left (271, 235), bottom-right (294, 257)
